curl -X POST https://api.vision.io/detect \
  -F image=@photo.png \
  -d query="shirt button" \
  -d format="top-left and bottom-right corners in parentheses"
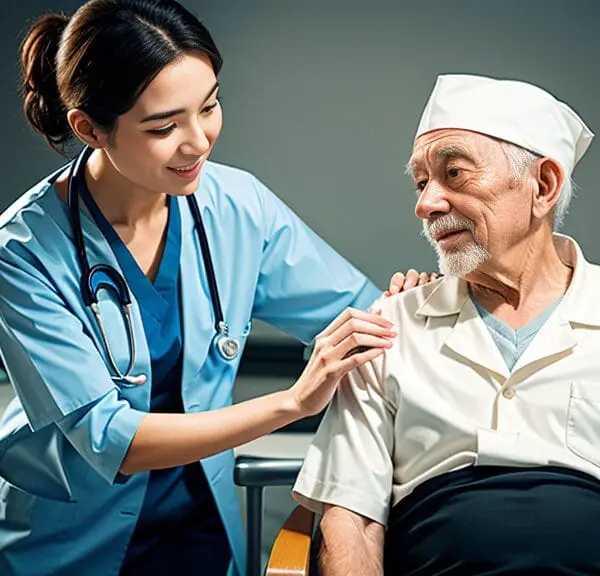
top-left (502, 388), bottom-right (516, 399)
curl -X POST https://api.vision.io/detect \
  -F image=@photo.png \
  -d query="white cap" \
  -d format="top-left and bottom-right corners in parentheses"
top-left (416, 74), bottom-right (594, 175)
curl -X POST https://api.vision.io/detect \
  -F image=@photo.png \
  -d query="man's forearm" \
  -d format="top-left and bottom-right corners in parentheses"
top-left (319, 505), bottom-right (385, 576)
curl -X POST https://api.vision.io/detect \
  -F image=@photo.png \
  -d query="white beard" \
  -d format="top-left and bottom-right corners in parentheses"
top-left (436, 242), bottom-right (489, 277)
top-left (422, 215), bottom-right (490, 277)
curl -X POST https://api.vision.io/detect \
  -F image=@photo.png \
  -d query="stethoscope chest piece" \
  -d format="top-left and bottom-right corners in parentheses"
top-left (215, 321), bottom-right (240, 361)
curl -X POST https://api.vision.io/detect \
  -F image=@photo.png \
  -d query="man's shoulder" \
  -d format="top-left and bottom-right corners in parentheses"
top-left (379, 276), bottom-right (450, 328)
top-left (583, 259), bottom-right (600, 275)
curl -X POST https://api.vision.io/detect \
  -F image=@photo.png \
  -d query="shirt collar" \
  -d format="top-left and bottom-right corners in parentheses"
top-left (416, 234), bottom-right (600, 326)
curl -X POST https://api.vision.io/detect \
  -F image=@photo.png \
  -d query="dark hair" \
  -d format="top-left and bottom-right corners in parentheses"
top-left (20, 0), bottom-right (222, 154)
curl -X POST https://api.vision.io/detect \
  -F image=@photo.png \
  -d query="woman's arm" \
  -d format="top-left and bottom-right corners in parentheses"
top-left (121, 307), bottom-right (396, 473)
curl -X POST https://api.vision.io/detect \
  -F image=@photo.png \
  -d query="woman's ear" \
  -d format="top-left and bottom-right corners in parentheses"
top-left (67, 109), bottom-right (111, 149)
top-left (532, 157), bottom-right (564, 220)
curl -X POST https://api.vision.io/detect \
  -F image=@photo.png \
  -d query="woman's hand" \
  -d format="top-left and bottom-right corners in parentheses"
top-left (386, 269), bottom-right (439, 295)
top-left (289, 308), bottom-right (396, 418)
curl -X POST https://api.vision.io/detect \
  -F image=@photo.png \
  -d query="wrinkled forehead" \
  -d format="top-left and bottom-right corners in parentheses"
top-left (408, 128), bottom-right (501, 176)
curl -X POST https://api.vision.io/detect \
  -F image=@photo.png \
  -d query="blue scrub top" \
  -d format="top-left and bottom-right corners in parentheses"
top-left (0, 159), bottom-right (382, 576)
top-left (79, 186), bottom-right (230, 575)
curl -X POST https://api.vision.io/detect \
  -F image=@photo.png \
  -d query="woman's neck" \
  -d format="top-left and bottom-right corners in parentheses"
top-left (85, 148), bottom-right (168, 228)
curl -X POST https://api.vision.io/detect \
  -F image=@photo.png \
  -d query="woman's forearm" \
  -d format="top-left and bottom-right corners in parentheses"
top-left (121, 307), bottom-right (395, 475)
top-left (120, 389), bottom-right (301, 474)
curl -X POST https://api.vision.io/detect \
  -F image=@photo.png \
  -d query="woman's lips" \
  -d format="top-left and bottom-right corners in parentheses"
top-left (167, 159), bottom-right (203, 180)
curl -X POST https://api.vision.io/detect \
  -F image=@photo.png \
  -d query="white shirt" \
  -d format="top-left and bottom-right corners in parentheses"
top-left (293, 235), bottom-right (600, 526)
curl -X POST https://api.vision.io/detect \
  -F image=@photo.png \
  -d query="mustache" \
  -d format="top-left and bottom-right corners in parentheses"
top-left (422, 214), bottom-right (475, 240)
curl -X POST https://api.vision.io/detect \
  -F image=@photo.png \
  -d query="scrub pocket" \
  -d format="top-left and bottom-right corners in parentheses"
top-left (0, 478), bottom-right (36, 529)
top-left (566, 381), bottom-right (600, 467)
top-left (0, 478), bottom-right (77, 527)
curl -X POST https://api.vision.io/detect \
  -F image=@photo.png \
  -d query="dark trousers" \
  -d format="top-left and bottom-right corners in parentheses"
top-left (383, 466), bottom-right (600, 576)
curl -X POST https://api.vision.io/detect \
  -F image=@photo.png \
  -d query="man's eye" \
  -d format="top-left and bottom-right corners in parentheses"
top-left (447, 168), bottom-right (461, 178)
top-left (147, 124), bottom-right (176, 136)
top-left (416, 180), bottom-right (428, 191)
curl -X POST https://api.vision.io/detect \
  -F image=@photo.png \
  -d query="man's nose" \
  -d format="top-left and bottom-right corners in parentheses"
top-left (415, 184), bottom-right (451, 220)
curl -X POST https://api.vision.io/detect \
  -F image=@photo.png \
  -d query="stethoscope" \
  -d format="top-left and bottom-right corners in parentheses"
top-left (67, 146), bottom-right (240, 387)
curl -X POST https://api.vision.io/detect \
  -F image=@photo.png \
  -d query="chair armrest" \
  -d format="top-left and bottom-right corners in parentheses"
top-left (234, 455), bottom-right (304, 487)
top-left (266, 505), bottom-right (315, 576)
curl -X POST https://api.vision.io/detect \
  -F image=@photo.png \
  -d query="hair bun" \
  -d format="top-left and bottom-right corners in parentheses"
top-left (21, 13), bottom-right (72, 150)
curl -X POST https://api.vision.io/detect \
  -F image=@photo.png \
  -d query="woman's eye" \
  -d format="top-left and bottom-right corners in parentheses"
top-left (201, 102), bottom-right (219, 114)
top-left (147, 124), bottom-right (176, 136)
top-left (416, 180), bottom-right (428, 191)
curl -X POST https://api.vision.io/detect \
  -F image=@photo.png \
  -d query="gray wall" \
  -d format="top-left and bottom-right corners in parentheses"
top-left (1, 2), bottom-right (599, 565)
top-left (2, 0), bottom-right (599, 302)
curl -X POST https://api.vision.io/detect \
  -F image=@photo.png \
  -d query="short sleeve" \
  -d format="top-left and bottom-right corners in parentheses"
top-left (251, 177), bottom-right (382, 343)
top-left (0, 244), bottom-right (144, 483)
top-left (56, 391), bottom-right (146, 484)
top-left (292, 357), bottom-right (397, 525)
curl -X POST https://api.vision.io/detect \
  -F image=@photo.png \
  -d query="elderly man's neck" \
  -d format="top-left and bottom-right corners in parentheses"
top-left (466, 231), bottom-right (572, 330)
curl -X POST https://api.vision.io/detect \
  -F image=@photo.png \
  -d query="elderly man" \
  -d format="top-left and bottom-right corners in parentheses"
top-left (292, 74), bottom-right (599, 576)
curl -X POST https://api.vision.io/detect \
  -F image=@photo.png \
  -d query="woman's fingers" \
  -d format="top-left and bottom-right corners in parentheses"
top-left (338, 345), bottom-right (386, 373)
top-left (325, 316), bottom-right (397, 348)
top-left (292, 312), bottom-right (394, 417)
top-left (403, 269), bottom-right (420, 289)
top-left (317, 307), bottom-right (394, 339)
top-left (387, 269), bottom-right (441, 295)
top-left (332, 331), bottom-right (394, 361)
top-left (388, 272), bottom-right (405, 295)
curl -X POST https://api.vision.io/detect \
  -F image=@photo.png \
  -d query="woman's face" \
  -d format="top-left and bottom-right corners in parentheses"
top-left (103, 52), bottom-right (222, 196)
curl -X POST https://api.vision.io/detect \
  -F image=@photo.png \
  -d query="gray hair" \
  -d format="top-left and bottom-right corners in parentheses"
top-left (500, 141), bottom-right (576, 230)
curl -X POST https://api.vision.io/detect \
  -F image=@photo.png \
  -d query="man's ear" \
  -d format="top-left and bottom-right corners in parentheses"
top-left (532, 157), bottom-right (564, 220)
top-left (67, 109), bottom-right (111, 149)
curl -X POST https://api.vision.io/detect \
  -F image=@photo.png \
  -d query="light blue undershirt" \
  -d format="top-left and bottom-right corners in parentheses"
top-left (470, 289), bottom-right (563, 371)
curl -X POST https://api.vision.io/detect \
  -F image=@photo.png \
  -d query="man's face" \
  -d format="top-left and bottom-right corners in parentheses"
top-left (408, 129), bottom-right (534, 277)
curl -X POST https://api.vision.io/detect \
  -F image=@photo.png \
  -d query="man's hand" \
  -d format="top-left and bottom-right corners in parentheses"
top-left (387, 269), bottom-right (439, 295)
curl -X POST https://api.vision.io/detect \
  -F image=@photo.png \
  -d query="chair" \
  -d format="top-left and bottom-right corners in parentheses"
top-left (234, 338), bottom-right (321, 575)
top-left (234, 432), bottom-right (315, 576)
top-left (264, 505), bottom-right (316, 576)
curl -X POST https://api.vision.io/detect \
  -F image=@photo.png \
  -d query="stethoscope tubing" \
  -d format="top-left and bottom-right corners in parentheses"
top-left (67, 146), bottom-right (239, 385)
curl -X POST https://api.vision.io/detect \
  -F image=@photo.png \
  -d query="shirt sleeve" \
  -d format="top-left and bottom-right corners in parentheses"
top-left (292, 357), bottom-right (397, 525)
top-left (0, 244), bottom-right (145, 484)
top-left (251, 177), bottom-right (383, 343)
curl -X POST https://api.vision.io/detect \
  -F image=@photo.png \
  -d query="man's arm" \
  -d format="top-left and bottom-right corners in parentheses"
top-left (319, 504), bottom-right (385, 576)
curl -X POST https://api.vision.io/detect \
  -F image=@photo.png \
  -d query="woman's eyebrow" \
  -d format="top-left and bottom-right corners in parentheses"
top-left (139, 82), bottom-right (219, 123)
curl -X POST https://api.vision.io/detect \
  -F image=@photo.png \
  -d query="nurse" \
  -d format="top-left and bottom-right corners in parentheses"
top-left (0, 1), bottom-right (429, 575)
